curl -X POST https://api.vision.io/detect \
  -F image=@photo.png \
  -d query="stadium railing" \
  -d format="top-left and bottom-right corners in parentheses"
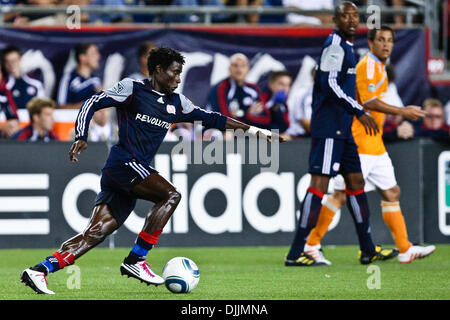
top-left (0, 5), bottom-right (424, 27)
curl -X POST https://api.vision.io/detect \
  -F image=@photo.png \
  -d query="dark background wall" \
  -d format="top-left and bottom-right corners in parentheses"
top-left (0, 139), bottom-right (447, 249)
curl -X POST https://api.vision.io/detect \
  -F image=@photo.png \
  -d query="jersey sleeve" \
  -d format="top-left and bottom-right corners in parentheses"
top-left (318, 43), bottom-right (365, 117)
top-left (74, 78), bottom-right (133, 141)
top-left (356, 58), bottom-right (379, 105)
top-left (176, 94), bottom-right (227, 131)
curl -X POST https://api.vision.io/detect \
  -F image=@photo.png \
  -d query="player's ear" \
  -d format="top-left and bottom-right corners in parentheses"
top-left (155, 65), bottom-right (163, 74)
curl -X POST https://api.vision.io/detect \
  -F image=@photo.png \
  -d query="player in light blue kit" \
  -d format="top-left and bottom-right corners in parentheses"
top-left (21, 47), bottom-right (278, 294)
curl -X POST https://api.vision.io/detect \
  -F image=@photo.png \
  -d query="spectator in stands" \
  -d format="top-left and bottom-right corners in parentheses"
top-left (285, 66), bottom-right (314, 138)
top-left (223, 0), bottom-right (263, 24)
top-left (445, 100), bottom-right (450, 126)
top-left (57, 43), bottom-right (102, 109)
top-left (261, 70), bottom-right (291, 134)
top-left (283, 0), bottom-right (334, 25)
top-left (165, 0), bottom-right (233, 23)
top-left (2, 45), bottom-right (46, 110)
top-left (207, 53), bottom-right (271, 131)
top-left (0, 59), bottom-right (20, 139)
top-left (416, 98), bottom-right (450, 143)
top-left (128, 42), bottom-right (158, 80)
top-left (383, 113), bottom-right (415, 141)
top-left (11, 97), bottom-right (59, 141)
top-left (391, 0), bottom-right (406, 26)
top-left (260, 0), bottom-right (286, 24)
top-left (88, 108), bottom-right (118, 142)
top-left (8, 0), bottom-right (60, 25)
top-left (88, 0), bottom-right (130, 24)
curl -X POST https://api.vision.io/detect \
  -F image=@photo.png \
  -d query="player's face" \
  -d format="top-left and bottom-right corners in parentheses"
top-left (269, 75), bottom-right (292, 95)
top-left (229, 57), bottom-right (249, 84)
top-left (334, 4), bottom-right (360, 39)
top-left (36, 107), bottom-right (54, 132)
top-left (369, 30), bottom-right (394, 62)
top-left (158, 61), bottom-right (182, 95)
top-left (4, 51), bottom-right (21, 77)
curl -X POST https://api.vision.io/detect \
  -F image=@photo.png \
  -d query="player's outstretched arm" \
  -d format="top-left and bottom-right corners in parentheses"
top-left (364, 99), bottom-right (427, 121)
top-left (177, 94), bottom-right (285, 142)
top-left (69, 140), bottom-right (88, 163)
top-left (224, 117), bottom-right (286, 142)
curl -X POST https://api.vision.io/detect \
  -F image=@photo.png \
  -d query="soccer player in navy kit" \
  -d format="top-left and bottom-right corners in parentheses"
top-left (21, 47), bottom-right (277, 294)
top-left (285, 2), bottom-right (397, 266)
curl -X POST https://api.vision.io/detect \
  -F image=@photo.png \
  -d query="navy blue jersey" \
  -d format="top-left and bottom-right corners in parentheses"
top-left (311, 30), bottom-right (365, 140)
top-left (6, 75), bottom-right (45, 109)
top-left (0, 81), bottom-right (18, 120)
top-left (74, 78), bottom-right (227, 168)
top-left (58, 70), bottom-right (101, 105)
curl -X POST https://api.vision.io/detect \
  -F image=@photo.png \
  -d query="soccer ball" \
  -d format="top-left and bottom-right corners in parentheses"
top-left (162, 257), bottom-right (200, 293)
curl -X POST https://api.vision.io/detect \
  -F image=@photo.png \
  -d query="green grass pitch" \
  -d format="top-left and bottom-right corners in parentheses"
top-left (1, 245), bottom-right (449, 300)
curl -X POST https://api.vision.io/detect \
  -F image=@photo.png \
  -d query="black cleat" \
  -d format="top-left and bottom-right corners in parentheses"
top-left (285, 252), bottom-right (328, 267)
top-left (359, 245), bottom-right (399, 265)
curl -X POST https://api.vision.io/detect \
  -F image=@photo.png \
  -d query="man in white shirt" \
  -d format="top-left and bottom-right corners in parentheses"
top-left (283, 0), bottom-right (334, 25)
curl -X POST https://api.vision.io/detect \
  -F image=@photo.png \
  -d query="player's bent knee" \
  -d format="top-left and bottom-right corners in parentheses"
top-left (384, 185), bottom-right (401, 202)
top-left (168, 190), bottom-right (182, 205)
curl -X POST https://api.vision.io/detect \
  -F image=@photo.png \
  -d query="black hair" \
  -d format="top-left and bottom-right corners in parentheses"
top-left (385, 64), bottom-right (396, 82)
top-left (74, 42), bottom-right (95, 64)
top-left (147, 46), bottom-right (185, 75)
top-left (368, 25), bottom-right (395, 42)
top-left (137, 42), bottom-right (157, 59)
top-left (269, 70), bottom-right (292, 83)
top-left (2, 45), bottom-right (21, 57)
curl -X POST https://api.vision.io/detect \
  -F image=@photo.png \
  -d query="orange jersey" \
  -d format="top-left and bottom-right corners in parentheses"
top-left (352, 53), bottom-right (388, 155)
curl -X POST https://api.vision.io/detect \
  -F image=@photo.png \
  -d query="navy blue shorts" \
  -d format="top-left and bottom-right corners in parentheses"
top-left (94, 160), bottom-right (158, 227)
top-left (308, 137), bottom-right (362, 176)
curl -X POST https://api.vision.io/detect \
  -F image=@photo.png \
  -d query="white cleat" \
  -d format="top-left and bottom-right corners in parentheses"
top-left (20, 268), bottom-right (55, 295)
top-left (398, 245), bottom-right (436, 264)
top-left (304, 244), bottom-right (332, 265)
top-left (120, 260), bottom-right (164, 286)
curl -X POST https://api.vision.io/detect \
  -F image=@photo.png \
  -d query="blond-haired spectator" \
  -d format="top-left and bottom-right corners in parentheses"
top-left (416, 98), bottom-right (450, 143)
top-left (11, 97), bottom-right (59, 141)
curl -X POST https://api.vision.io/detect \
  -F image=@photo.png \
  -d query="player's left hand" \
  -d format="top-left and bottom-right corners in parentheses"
top-left (69, 140), bottom-right (88, 163)
top-left (357, 112), bottom-right (379, 136)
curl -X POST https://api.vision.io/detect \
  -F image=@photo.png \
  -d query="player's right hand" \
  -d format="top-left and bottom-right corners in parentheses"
top-left (357, 112), bottom-right (379, 136)
top-left (69, 140), bottom-right (88, 163)
top-left (401, 106), bottom-right (427, 121)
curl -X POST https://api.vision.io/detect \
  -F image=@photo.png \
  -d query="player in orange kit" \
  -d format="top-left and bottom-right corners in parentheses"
top-left (304, 26), bottom-right (436, 265)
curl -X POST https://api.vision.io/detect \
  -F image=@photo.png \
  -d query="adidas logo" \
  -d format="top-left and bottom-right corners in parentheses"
top-left (157, 97), bottom-right (164, 104)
